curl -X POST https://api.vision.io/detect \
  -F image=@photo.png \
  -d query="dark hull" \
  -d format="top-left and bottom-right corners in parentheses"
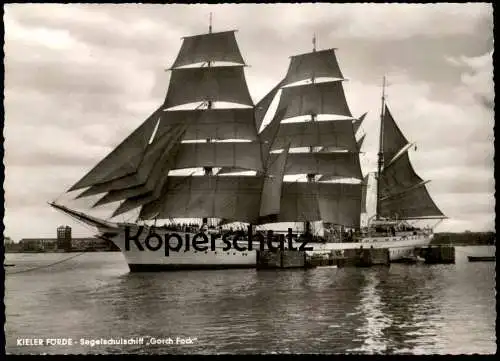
top-left (467, 256), bottom-right (495, 262)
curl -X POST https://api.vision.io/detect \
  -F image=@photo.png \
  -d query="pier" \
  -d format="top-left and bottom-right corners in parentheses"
top-left (257, 245), bottom-right (458, 269)
top-left (342, 248), bottom-right (390, 267)
top-left (257, 247), bottom-right (391, 269)
top-left (256, 250), bottom-right (307, 269)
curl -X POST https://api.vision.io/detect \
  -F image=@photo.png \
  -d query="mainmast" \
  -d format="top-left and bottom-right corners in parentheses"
top-left (376, 76), bottom-right (386, 220)
top-left (310, 33), bottom-right (317, 121)
top-left (305, 34), bottom-right (317, 235)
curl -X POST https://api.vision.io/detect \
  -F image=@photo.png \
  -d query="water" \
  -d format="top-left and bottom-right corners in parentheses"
top-left (4, 246), bottom-right (496, 354)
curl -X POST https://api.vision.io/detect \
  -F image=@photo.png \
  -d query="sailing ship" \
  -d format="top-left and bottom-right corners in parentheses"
top-left (50, 22), bottom-right (446, 271)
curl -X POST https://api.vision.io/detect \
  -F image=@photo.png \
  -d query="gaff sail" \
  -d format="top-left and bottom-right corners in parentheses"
top-left (376, 102), bottom-right (445, 220)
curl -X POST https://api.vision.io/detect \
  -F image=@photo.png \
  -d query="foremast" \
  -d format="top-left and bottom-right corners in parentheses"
top-left (375, 77), bottom-right (446, 223)
top-left (64, 17), bottom-right (273, 227)
top-left (203, 12), bottom-right (214, 226)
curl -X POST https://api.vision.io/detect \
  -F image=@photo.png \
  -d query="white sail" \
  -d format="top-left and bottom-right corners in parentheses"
top-left (284, 48), bottom-right (344, 84)
top-left (277, 81), bottom-right (353, 119)
top-left (164, 66), bottom-right (254, 108)
top-left (259, 144), bottom-right (290, 218)
top-left (171, 30), bottom-right (245, 68)
top-left (163, 108), bottom-right (258, 141)
top-left (261, 118), bottom-right (358, 151)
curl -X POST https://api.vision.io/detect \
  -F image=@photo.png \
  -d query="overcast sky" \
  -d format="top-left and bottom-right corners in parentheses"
top-left (4, 3), bottom-right (494, 240)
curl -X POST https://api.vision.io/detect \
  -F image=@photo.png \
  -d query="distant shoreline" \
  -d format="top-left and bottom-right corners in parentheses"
top-left (430, 232), bottom-right (495, 246)
top-left (4, 245), bottom-right (495, 254)
top-left (4, 232), bottom-right (494, 253)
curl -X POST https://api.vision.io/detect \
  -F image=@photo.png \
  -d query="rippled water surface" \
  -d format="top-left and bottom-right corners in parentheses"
top-left (5, 246), bottom-right (496, 354)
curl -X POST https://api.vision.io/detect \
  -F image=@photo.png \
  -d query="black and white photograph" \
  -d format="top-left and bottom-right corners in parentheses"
top-left (3, 2), bottom-right (495, 355)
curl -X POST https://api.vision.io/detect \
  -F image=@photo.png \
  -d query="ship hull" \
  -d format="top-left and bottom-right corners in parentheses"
top-left (103, 225), bottom-right (259, 271)
top-left (309, 233), bottom-right (434, 261)
top-left (120, 240), bottom-right (258, 271)
top-left (102, 225), bottom-right (433, 271)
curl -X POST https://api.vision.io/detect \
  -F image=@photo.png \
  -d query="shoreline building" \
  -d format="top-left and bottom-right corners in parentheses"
top-left (18, 238), bottom-right (57, 252)
top-left (17, 226), bottom-right (120, 253)
top-left (4, 236), bottom-right (22, 252)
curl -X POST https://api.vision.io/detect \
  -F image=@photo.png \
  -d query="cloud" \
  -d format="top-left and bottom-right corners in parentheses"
top-left (5, 165), bottom-right (83, 208)
top-left (439, 216), bottom-right (495, 233)
top-left (5, 4), bottom-right (185, 62)
top-left (433, 192), bottom-right (495, 217)
top-left (329, 3), bottom-right (492, 40)
top-left (428, 167), bottom-right (495, 195)
top-left (447, 51), bottom-right (494, 109)
top-left (5, 207), bottom-right (100, 241)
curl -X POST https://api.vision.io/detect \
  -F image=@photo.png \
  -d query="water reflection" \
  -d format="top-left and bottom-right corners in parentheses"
top-left (5, 249), bottom-right (496, 355)
top-left (376, 266), bottom-right (442, 354)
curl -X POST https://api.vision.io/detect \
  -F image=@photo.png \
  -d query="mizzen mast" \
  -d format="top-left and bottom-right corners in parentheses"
top-left (375, 77), bottom-right (445, 221)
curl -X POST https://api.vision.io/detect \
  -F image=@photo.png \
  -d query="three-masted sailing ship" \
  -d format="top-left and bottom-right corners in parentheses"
top-left (50, 23), bottom-right (446, 271)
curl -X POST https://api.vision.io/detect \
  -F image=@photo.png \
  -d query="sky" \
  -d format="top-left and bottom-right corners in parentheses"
top-left (3, 3), bottom-right (494, 241)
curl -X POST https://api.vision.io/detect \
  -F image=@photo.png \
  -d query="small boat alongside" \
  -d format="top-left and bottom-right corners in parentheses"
top-left (468, 256), bottom-right (495, 262)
